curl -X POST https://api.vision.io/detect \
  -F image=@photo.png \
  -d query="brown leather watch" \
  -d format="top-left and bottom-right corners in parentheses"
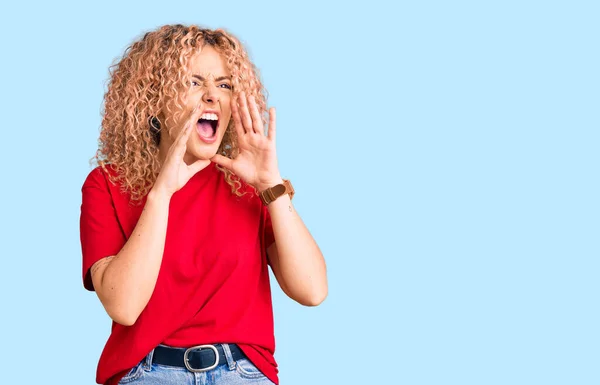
top-left (259, 179), bottom-right (295, 205)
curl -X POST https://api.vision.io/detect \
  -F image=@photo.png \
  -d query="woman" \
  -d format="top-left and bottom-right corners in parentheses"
top-left (80, 24), bottom-right (327, 385)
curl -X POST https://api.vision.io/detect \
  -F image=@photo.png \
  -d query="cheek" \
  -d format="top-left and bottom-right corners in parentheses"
top-left (221, 113), bottom-right (232, 133)
top-left (220, 106), bottom-right (232, 128)
top-left (223, 109), bottom-right (232, 122)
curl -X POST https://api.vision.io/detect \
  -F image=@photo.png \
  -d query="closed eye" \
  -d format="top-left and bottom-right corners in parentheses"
top-left (191, 81), bottom-right (230, 90)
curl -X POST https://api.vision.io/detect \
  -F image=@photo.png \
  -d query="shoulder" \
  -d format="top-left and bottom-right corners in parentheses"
top-left (81, 164), bottom-right (121, 192)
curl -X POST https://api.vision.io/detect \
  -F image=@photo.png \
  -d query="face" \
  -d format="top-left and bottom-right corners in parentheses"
top-left (159, 45), bottom-right (233, 164)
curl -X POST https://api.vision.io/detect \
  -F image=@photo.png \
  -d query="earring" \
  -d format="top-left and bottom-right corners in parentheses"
top-left (149, 116), bottom-right (161, 145)
top-left (149, 116), bottom-right (161, 132)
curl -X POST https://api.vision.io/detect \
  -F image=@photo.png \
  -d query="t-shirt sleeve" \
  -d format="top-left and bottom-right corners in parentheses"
top-left (80, 168), bottom-right (126, 291)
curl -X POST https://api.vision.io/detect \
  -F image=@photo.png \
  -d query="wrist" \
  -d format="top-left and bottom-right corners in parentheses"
top-left (255, 177), bottom-right (284, 193)
top-left (258, 178), bottom-right (295, 206)
top-left (148, 186), bottom-right (173, 203)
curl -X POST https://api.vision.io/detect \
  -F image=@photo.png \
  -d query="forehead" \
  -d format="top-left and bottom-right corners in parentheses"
top-left (189, 45), bottom-right (230, 77)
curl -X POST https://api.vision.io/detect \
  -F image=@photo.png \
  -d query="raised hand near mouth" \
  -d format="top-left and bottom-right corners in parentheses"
top-left (211, 91), bottom-right (282, 192)
top-left (153, 107), bottom-right (210, 198)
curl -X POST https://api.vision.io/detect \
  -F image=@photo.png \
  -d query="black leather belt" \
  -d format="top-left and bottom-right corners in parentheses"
top-left (152, 344), bottom-right (246, 372)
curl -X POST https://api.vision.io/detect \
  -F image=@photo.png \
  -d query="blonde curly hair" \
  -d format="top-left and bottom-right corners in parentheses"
top-left (94, 24), bottom-right (267, 202)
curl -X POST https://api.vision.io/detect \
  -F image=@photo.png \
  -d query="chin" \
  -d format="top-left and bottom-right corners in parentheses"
top-left (188, 137), bottom-right (222, 160)
top-left (188, 148), bottom-right (217, 161)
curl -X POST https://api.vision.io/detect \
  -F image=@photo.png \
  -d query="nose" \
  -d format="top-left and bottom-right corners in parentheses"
top-left (201, 84), bottom-right (219, 105)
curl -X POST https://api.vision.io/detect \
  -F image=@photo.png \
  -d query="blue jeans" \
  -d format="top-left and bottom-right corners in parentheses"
top-left (118, 344), bottom-right (275, 384)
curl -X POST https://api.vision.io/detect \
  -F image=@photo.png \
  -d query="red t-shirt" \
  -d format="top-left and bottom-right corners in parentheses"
top-left (80, 162), bottom-right (278, 385)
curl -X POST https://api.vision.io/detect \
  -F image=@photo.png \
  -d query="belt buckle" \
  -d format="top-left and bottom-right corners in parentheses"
top-left (183, 344), bottom-right (219, 373)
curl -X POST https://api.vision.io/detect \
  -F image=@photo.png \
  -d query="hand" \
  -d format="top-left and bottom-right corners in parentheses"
top-left (211, 92), bottom-right (282, 192)
top-left (152, 108), bottom-right (209, 198)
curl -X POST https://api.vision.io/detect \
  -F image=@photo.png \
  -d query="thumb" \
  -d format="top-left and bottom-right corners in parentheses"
top-left (210, 154), bottom-right (234, 170)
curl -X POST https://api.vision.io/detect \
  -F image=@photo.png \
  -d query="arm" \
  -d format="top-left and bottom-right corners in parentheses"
top-left (210, 92), bottom-right (327, 307)
top-left (262, 187), bottom-right (328, 306)
top-left (87, 112), bottom-right (206, 326)
top-left (90, 189), bottom-right (170, 326)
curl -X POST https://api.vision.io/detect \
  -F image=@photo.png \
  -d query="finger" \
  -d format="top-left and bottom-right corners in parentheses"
top-left (166, 122), bottom-right (188, 154)
top-left (186, 105), bottom-right (200, 126)
top-left (239, 92), bottom-right (255, 134)
top-left (267, 107), bottom-right (276, 141)
top-left (248, 95), bottom-right (264, 135)
top-left (230, 95), bottom-right (246, 137)
top-left (210, 154), bottom-right (234, 170)
top-left (172, 106), bottom-right (198, 141)
top-left (172, 122), bottom-right (193, 156)
top-left (179, 120), bottom-right (194, 144)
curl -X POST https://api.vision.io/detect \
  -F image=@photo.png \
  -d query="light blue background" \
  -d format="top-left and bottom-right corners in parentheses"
top-left (0, 1), bottom-right (598, 384)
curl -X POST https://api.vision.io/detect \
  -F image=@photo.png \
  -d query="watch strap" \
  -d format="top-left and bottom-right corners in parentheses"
top-left (259, 179), bottom-right (294, 205)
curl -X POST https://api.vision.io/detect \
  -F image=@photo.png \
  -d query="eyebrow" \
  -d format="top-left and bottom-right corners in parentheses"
top-left (192, 74), bottom-right (231, 82)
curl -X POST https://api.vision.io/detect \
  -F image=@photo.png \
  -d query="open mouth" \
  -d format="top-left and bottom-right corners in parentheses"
top-left (196, 117), bottom-right (218, 139)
